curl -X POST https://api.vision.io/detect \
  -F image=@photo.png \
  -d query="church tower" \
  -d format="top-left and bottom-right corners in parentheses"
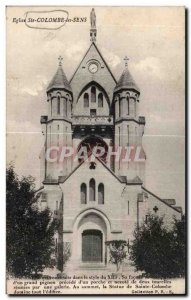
top-left (69, 8), bottom-right (116, 171)
top-left (113, 58), bottom-right (146, 181)
top-left (41, 57), bottom-right (73, 181)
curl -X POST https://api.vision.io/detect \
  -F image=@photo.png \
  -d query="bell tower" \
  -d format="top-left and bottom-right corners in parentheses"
top-left (113, 57), bottom-right (146, 181)
top-left (40, 57), bottom-right (73, 182)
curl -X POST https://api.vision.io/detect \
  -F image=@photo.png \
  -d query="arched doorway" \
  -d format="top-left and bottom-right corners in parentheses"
top-left (72, 209), bottom-right (111, 267)
top-left (82, 229), bottom-right (102, 262)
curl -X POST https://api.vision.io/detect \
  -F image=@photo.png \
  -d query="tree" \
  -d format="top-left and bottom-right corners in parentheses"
top-left (6, 165), bottom-right (56, 278)
top-left (170, 215), bottom-right (185, 277)
top-left (105, 240), bottom-right (127, 272)
top-left (130, 213), bottom-right (185, 278)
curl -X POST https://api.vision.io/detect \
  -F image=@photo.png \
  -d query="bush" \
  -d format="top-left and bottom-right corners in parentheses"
top-left (105, 240), bottom-right (127, 271)
top-left (130, 213), bottom-right (185, 278)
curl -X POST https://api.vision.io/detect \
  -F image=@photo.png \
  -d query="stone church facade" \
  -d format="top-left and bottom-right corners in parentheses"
top-left (38, 9), bottom-right (182, 271)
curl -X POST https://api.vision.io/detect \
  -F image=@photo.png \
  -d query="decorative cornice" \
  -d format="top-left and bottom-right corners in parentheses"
top-left (72, 115), bottom-right (113, 126)
top-left (47, 87), bottom-right (73, 95)
top-left (115, 116), bottom-right (145, 125)
top-left (41, 117), bottom-right (72, 125)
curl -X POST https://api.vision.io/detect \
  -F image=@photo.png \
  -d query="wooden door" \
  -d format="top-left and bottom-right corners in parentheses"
top-left (82, 230), bottom-right (102, 262)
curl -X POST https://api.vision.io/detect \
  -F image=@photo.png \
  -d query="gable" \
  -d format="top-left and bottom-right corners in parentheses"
top-left (60, 155), bottom-right (124, 187)
top-left (141, 187), bottom-right (182, 215)
top-left (70, 43), bottom-right (116, 106)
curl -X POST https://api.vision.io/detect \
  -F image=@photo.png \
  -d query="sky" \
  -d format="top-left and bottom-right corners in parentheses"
top-left (6, 6), bottom-right (185, 210)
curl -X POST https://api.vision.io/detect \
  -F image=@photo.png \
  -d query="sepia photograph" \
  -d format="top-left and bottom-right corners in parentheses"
top-left (6, 6), bottom-right (186, 295)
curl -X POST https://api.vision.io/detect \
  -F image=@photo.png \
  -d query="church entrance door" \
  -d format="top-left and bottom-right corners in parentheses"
top-left (82, 230), bottom-right (102, 262)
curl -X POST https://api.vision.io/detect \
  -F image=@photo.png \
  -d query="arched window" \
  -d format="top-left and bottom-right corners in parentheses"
top-left (57, 95), bottom-right (60, 114)
top-left (63, 97), bottom-right (67, 116)
top-left (118, 95), bottom-right (120, 117)
top-left (66, 94), bottom-right (71, 115)
top-left (84, 93), bottom-right (89, 107)
top-left (89, 178), bottom-right (95, 201)
top-left (127, 97), bottom-right (129, 115)
top-left (91, 86), bottom-right (96, 103)
top-left (81, 183), bottom-right (87, 204)
top-left (119, 98), bottom-right (123, 117)
top-left (98, 183), bottom-right (104, 204)
top-left (98, 93), bottom-right (103, 107)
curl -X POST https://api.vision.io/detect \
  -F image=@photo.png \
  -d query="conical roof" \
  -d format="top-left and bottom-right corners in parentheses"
top-left (47, 65), bottom-right (72, 93)
top-left (114, 67), bottom-right (140, 93)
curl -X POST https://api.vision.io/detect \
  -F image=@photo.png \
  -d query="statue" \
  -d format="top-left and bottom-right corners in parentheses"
top-left (90, 8), bottom-right (96, 28)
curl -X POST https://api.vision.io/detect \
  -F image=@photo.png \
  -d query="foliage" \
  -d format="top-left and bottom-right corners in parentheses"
top-left (170, 215), bottom-right (186, 277)
top-left (105, 240), bottom-right (127, 271)
top-left (130, 213), bottom-right (186, 278)
top-left (6, 165), bottom-right (56, 278)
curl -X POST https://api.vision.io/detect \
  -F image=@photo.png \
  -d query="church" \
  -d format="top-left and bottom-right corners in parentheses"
top-left (38, 9), bottom-right (182, 271)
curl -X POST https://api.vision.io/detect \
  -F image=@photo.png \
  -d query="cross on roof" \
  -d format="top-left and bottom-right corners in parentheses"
top-left (58, 56), bottom-right (63, 66)
top-left (153, 206), bottom-right (159, 213)
top-left (124, 56), bottom-right (129, 67)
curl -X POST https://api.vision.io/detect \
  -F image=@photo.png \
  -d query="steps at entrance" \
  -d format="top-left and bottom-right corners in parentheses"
top-left (78, 263), bottom-right (107, 270)
top-left (64, 262), bottom-right (114, 274)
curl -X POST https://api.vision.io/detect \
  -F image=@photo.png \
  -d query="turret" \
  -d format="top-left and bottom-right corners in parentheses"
top-left (114, 56), bottom-right (140, 120)
top-left (40, 57), bottom-right (73, 182)
top-left (46, 56), bottom-right (73, 120)
top-left (113, 57), bottom-right (146, 181)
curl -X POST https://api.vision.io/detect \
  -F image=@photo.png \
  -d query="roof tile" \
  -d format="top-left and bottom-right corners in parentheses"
top-left (114, 67), bottom-right (140, 93)
top-left (47, 66), bottom-right (72, 92)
